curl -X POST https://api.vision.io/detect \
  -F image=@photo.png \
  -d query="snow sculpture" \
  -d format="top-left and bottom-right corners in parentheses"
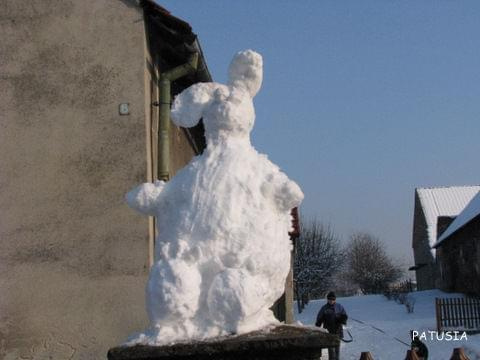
top-left (126, 50), bottom-right (304, 345)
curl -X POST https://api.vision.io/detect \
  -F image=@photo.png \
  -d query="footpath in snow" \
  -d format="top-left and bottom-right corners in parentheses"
top-left (295, 289), bottom-right (480, 360)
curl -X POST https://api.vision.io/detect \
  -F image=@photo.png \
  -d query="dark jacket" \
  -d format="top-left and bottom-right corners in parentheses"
top-left (315, 302), bottom-right (348, 338)
top-left (411, 338), bottom-right (428, 359)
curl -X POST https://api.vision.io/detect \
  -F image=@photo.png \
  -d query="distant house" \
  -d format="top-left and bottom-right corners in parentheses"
top-left (433, 191), bottom-right (480, 296)
top-left (411, 186), bottom-right (480, 290)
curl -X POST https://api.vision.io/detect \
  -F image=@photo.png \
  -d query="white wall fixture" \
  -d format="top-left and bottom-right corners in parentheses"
top-left (119, 103), bottom-right (130, 115)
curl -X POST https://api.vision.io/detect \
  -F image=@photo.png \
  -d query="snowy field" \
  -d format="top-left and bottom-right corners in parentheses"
top-left (295, 290), bottom-right (480, 359)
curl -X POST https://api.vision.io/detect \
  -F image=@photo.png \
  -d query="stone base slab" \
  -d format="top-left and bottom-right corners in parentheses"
top-left (107, 325), bottom-right (339, 360)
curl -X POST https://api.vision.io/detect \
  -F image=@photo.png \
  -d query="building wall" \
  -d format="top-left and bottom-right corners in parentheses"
top-left (169, 126), bottom-right (198, 176)
top-left (412, 192), bottom-right (438, 290)
top-left (437, 216), bottom-right (480, 296)
top-left (0, 1), bottom-right (201, 358)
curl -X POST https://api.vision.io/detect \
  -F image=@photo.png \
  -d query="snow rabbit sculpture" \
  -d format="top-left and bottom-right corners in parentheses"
top-left (126, 50), bottom-right (304, 345)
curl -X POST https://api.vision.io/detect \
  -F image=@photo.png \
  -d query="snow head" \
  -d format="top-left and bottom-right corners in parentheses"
top-left (171, 50), bottom-right (264, 143)
top-left (125, 50), bottom-right (303, 345)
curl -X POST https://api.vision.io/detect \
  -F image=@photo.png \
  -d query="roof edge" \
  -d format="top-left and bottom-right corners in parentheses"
top-left (416, 184), bottom-right (480, 191)
top-left (434, 191), bottom-right (480, 247)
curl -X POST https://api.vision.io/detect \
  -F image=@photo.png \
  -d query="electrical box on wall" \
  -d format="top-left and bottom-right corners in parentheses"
top-left (119, 103), bottom-right (130, 115)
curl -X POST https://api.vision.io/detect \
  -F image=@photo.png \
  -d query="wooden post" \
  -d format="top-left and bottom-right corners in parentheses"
top-left (405, 349), bottom-right (420, 360)
top-left (284, 252), bottom-right (295, 323)
top-left (359, 352), bottom-right (375, 360)
top-left (435, 298), bottom-right (441, 332)
top-left (273, 208), bottom-right (300, 322)
top-left (450, 347), bottom-right (470, 360)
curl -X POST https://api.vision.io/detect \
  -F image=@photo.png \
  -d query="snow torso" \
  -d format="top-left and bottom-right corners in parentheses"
top-left (156, 141), bottom-right (292, 271)
top-left (125, 50), bottom-right (303, 345)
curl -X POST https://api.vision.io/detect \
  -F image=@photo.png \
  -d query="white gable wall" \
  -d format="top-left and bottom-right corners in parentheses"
top-left (417, 185), bottom-right (480, 253)
top-left (436, 191), bottom-right (480, 246)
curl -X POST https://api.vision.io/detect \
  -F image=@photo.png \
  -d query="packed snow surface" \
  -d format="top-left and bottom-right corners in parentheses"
top-left (295, 290), bottom-right (480, 359)
top-left (125, 50), bottom-right (303, 345)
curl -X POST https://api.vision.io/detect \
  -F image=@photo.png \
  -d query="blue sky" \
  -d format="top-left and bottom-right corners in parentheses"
top-left (158, 1), bottom-right (480, 264)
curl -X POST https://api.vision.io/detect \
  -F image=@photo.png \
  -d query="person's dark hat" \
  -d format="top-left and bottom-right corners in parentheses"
top-left (327, 291), bottom-right (336, 300)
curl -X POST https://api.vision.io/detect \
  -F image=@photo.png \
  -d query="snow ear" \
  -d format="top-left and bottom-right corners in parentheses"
top-left (228, 50), bottom-right (263, 98)
top-left (171, 82), bottom-right (217, 128)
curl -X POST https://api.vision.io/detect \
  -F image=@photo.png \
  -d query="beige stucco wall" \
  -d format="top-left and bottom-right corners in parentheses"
top-left (1, 1), bottom-right (152, 358)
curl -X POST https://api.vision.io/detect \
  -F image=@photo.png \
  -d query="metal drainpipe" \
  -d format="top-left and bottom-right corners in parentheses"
top-left (158, 53), bottom-right (199, 181)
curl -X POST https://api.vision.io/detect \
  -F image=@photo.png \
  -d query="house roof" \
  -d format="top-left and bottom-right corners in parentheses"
top-left (434, 190), bottom-right (480, 247)
top-left (141, 0), bottom-right (213, 153)
top-left (141, 0), bottom-right (212, 84)
top-left (416, 185), bottom-right (480, 250)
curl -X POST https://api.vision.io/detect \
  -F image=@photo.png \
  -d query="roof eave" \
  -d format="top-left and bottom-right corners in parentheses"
top-left (141, 0), bottom-right (212, 154)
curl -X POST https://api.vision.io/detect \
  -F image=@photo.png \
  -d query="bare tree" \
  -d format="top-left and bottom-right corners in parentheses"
top-left (344, 232), bottom-right (403, 294)
top-left (294, 220), bottom-right (344, 312)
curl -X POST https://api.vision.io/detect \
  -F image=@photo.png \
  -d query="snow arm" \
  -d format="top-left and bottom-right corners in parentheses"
top-left (171, 82), bottom-right (219, 128)
top-left (266, 170), bottom-right (304, 212)
top-left (261, 168), bottom-right (304, 213)
top-left (277, 178), bottom-right (304, 212)
top-left (125, 180), bottom-right (165, 216)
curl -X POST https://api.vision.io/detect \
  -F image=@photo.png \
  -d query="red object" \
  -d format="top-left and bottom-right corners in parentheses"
top-left (289, 207), bottom-right (300, 240)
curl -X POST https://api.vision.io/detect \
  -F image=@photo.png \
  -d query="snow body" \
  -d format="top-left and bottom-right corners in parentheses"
top-left (125, 50), bottom-right (304, 345)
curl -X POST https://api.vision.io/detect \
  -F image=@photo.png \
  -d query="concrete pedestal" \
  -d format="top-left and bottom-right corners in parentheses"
top-left (107, 325), bottom-right (339, 360)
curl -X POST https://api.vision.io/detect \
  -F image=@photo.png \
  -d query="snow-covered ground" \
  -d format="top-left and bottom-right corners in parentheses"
top-left (295, 290), bottom-right (480, 359)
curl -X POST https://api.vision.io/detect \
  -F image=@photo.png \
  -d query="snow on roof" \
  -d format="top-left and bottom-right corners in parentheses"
top-left (434, 190), bottom-right (480, 247)
top-left (416, 185), bottom-right (480, 251)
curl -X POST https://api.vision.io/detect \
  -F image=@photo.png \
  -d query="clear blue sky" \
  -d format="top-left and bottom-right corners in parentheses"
top-left (158, 1), bottom-right (480, 264)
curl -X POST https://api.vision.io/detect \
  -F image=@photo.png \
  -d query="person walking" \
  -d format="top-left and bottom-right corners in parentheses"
top-left (315, 291), bottom-right (348, 360)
